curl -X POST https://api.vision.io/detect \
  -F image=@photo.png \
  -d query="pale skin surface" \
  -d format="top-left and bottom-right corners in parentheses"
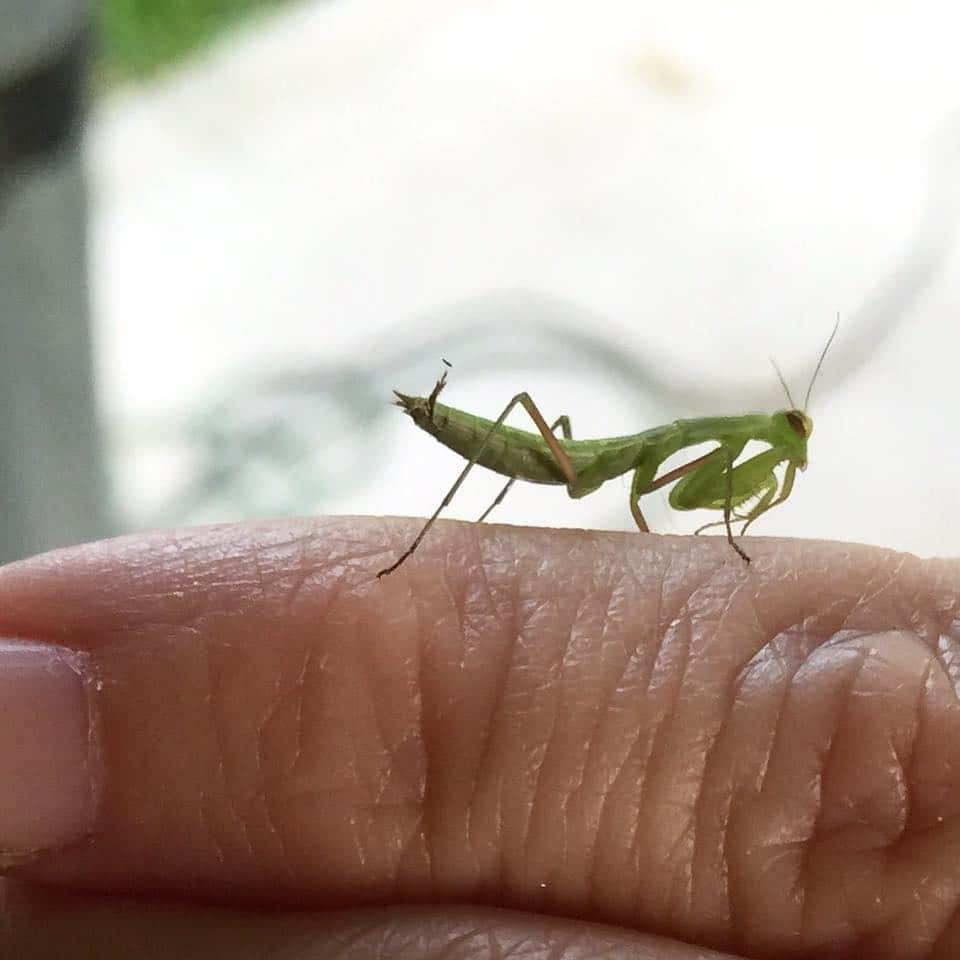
top-left (0, 516), bottom-right (959, 959)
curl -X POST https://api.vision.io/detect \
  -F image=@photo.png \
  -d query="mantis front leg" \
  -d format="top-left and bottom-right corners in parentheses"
top-left (694, 459), bottom-right (795, 539)
top-left (740, 460), bottom-right (797, 536)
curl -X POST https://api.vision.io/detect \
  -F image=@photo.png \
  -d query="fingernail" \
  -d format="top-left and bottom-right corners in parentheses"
top-left (0, 640), bottom-right (98, 862)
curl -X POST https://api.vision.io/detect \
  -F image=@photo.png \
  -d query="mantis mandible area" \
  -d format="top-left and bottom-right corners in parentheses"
top-left (377, 323), bottom-right (838, 578)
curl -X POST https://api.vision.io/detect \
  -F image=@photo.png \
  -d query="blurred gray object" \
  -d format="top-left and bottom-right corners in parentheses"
top-left (0, 0), bottom-right (110, 563)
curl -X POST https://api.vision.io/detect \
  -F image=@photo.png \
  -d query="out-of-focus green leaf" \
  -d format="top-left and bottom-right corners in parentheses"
top-left (97, 0), bottom-right (294, 83)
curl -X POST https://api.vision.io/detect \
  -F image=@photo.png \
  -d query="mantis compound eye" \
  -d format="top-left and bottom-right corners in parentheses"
top-left (785, 411), bottom-right (809, 438)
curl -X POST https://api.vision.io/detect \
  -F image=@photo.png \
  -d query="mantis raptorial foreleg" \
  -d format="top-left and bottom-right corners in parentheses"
top-left (693, 464), bottom-right (797, 537)
top-left (478, 414), bottom-right (573, 523)
top-left (376, 390), bottom-right (578, 578)
top-left (740, 460), bottom-right (797, 536)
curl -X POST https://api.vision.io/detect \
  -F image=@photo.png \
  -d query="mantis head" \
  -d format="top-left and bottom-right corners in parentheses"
top-left (773, 409), bottom-right (812, 470)
top-left (769, 317), bottom-right (838, 471)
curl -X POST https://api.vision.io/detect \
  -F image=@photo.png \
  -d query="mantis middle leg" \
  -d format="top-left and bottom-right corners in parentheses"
top-left (628, 448), bottom-right (721, 533)
top-left (723, 449), bottom-right (751, 564)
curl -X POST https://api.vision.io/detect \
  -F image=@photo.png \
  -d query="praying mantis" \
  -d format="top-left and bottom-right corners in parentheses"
top-left (376, 323), bottom-right (838, 577)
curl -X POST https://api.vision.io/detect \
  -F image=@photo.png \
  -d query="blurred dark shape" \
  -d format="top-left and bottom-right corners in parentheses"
top-left (0, 1), bottom-right (111, 563)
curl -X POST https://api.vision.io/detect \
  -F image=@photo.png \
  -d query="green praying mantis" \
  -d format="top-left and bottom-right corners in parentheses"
top-left (376, 322), bottom-right (839, 577)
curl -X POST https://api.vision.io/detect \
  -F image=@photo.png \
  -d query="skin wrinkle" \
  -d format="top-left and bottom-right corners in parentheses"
top-left (398, 591), bottom-right (429, 897)
top-left (854, 555), bottom-right (910, 614)
top-left (722, 638), bottom-right (792, 948)
top-left (282, 540), bottom-right (348, 619)
top-left (921, 646), bottom-right (960, 828)
top-left (926, 608), bottom-right (960, 692)
top-left (291, 637), bottom-right (313, 779)
top-left (725, 618), bottom-right (820, 818)
top-left (933, 630), bottom-right (960, 697)
top-left (884, 658), bottom-right (960, 957)
top-left (514, 580), bottom-right (584, 885)
top-left (453, 553), bottom-right (510, 890)
top-left (132, 531), bottom-right (325, 635)
top-left (929, 846), bottom-right (960, 958)
top-left (372, 722), bottom-right (428, 891)
top-left (745, 628), bottom-right (806, 795)
top-left (506, 605), bottom-right (551, 900)
top-left (438, 927), bottom-right (500, 960)
top-left (716, 640), bottom-right (792, 945)
top-left (711, 591), bottom-right (807, 858)
top-left (605, 630), bottom-right (673, 913)
top-left (203, 637), bottom-right (262, 873)
top-left (595, 552), bottom-right (705, 918)
top-left (353, 604), bottom-right (396, 807)
top-left (326, 921), bottom-right (389, 958)
top-left (628, 562), bottom-right (733, 924)
top-left (569, 567), bottom-right (639, 918)
top-left (198, 792), bottom-right (228, 866)
top-left (553, 566), bottom-right (622, 888)
top-left (932, 873), bottom-right (960, 960)
top-left (522, 575), bottom-right (594, 900)
top-left (248, 535), bottom-right (269, 612)
top-left (897, 653), bottom-right (935, 837)
top-left (932, 912), bottom-right (960, 960)
top-left (424, 567), bottom-right (456, 897)
top-left (475, 551), bottom-right (528, 902)
top-left (684, 575), bottom-right (764, 926)
top-left (584, 557), bottom-right (664, 922)
top-left (753, 612), bottom-right (856, 801)
top-left (426, 534), bottom-right (517, 894)
top-left (399, 569), bottom-right (436, 896)
top-left (254, 640), bottom-right (306, 885)
top-left (687, 585), bottom-right (769, 939)
top-left (870, 879), bottom-right (935, 960)
top-left (911, 881), bottom-right (946, 959)
top-left (252, 664), bottom-right (294, 878)
top-left (344, 611), bottom-right (377, 883)
top-left (794, 645), bottom-right (873, 951)
top-left (253, 627), bottom-right (326, 870)
top-left (725, 607), bottom-right (861, 952)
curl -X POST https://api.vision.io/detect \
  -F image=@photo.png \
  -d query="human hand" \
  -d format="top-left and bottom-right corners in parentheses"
top-left (0, 517), bottom-right (956, 959)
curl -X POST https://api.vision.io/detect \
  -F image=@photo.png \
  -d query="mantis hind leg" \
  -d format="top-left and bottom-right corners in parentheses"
top-left (377, 390), bottom-right (579, 578)
top-left (478, 415), bottom-right (572, 523)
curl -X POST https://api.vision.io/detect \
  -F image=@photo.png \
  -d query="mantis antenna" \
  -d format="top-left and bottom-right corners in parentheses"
top-left (803, 314), bottom-right (841, 411)
top-left (770, 358), bottom-right (797, 408)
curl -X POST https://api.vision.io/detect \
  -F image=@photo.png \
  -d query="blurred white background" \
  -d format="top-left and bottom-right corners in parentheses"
top-left (86, 0), bottom-right (960, 557)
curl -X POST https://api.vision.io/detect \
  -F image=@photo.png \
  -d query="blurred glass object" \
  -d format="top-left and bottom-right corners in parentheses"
top-left (89, 2), bottom-right (960, 556)
top-left (0, 0), bottom-right (110, 563)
